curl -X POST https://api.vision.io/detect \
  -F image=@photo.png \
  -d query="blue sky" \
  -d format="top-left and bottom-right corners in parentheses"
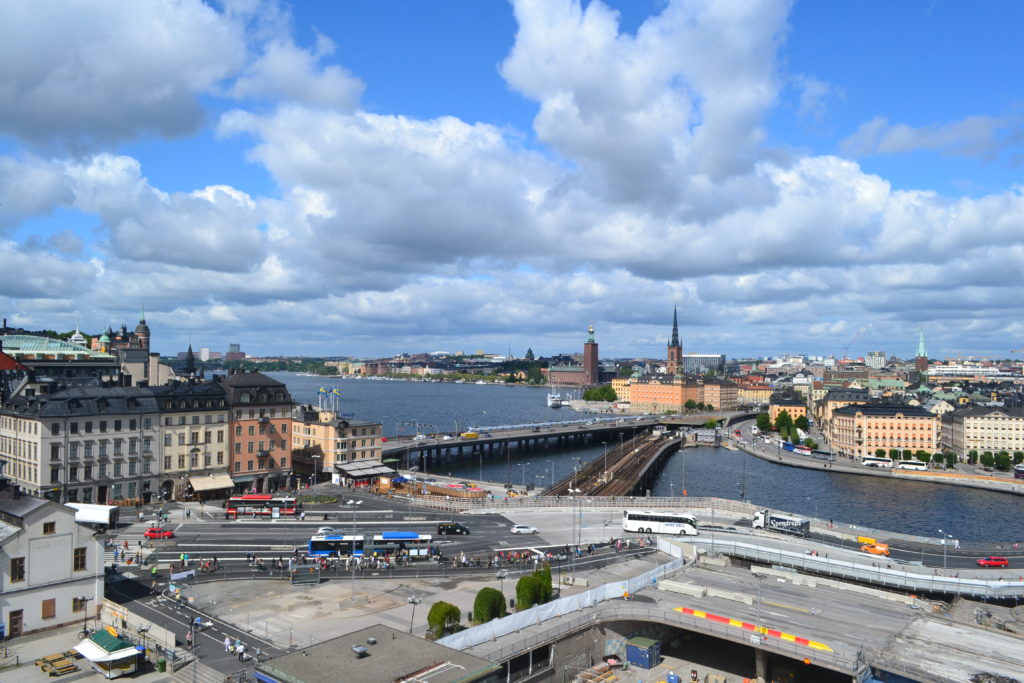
top-left (1, 0), bottom-right (1023, 361)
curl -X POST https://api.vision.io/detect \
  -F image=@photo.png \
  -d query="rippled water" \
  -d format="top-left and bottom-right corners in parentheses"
top-left (273, 373), bottom-right (1024, 542)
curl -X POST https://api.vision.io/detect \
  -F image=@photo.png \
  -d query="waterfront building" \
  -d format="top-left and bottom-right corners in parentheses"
top-left (619, 374), bottom-right (737, 412)
top-left (151, 382), bottom-right (230, 501)
top-left (831, 404), bottom-right (938, 459)
top-left (0, 387), bottom-right (160, 504)
top-left (813, 388), bottom-right (869, 435)
top-left (768, 393), bottom-right (806, 424)
top-left (219, 371), bottom-right (294, 493)
top-left (0, 334), bottom-right (119, 395)
top-left (546, 324), bottom-right (600, 388)
top-left (941, 406), bottom-right (1024, 456)
top-left (290, 405), bottom-right (382, 485)
top-left (0, 479), bottom-right (104, 639)
top-left (700, 377), bottom-right (738, 411)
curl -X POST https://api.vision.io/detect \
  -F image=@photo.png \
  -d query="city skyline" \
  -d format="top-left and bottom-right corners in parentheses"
top-left (2, 1), bottom-right (1023, 359)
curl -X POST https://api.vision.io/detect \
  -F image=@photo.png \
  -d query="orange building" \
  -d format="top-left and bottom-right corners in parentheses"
top-left (830, 405), bottom-right (938, 459)
top-left (768, 394), bottom-right (807, 424)
top-left (621, 375), bottom-right (737, 412)
top-left (291, 406), bottom-right (382, 484)
top-left (219, 371), bottom-right (294, 493)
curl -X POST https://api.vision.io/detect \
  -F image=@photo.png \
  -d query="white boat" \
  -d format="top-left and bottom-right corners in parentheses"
top-left (547, 393), bottom-right (562, 408)
top-left (561, 399), bottom-right (572, 407)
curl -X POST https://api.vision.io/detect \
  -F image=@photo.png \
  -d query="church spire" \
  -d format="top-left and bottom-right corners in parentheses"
top-left (669, 305), bottom-right (680, 348)
top-left (916, 329), bottom-right (928, 358)
top-left (182, 343), bottom-right (197, 377)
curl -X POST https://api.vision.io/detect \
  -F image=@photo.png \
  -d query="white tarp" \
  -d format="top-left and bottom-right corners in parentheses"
top-left (73, 638), bottom-right (137, 663)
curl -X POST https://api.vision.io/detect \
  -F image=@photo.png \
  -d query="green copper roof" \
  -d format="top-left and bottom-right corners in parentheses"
top-left (0, 334), bottom-right (115, 359)
top-left (917, 330), bottom-right (928, 358)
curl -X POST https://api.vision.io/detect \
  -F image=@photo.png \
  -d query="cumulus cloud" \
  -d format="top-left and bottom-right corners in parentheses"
top-left (230, 34), bottom-right (364, 110)
top-left (840, 114), bottom-right (1024, 160)
top-left (0, 241), bottom-right (97, 298)
top-left (0, 0), bottom-right (247, 147)
top-left (0, 155), bottom-right (74, 233)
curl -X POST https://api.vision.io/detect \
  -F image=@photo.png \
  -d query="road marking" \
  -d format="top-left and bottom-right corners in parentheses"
top-left (674, 606), bottom-right (832, 652)
top-left (763, 600), bottom-right (812, 614)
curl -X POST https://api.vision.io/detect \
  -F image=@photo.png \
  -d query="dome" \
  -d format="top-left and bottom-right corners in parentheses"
top-left (135, 320), bottom-right (150, 335)
top-left (99, 333), bottom-right (110, 343)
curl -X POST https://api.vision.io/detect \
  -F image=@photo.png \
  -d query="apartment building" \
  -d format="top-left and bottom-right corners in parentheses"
top-left (830, 404), bottom-right (938, 460)
top-left (941, 407), bottom-right (1024, 455)
top-left (768, 393), bottom-right (807, 424)
top-left (291, 406), bottom-right (382, 485)
top-left (152, 383), bottom-right (231, 501)
top-left (219, 372), bottom-right (293, 494)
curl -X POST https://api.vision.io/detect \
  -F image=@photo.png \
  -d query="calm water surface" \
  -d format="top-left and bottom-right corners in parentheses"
top-left (272, 373), bottom-right (1024, 542)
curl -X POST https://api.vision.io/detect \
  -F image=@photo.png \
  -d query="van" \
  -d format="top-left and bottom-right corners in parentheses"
top-left (860, 542), bottom-right (890, 556)
top-left (437, 522), bottom-right (470, 536)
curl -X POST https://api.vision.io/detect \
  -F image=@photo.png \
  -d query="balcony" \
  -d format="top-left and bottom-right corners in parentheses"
top-left (259, 417), bottom-right (270, 424)
top-left (257, 450), bottom-right (270, 458)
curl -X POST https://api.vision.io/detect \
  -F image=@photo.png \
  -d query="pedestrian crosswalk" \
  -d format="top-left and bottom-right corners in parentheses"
top-left (103, 522), bottom-right (157, 568)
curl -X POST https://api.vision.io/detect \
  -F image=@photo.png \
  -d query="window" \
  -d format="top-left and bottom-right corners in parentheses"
top-left (70, 422), bottom-right (79, 434)
top-left (143, 438), bottom-right (152, 453)
top-left (84, 465), bottom-right (92, 480)
top-left (216, 452), bottom-right (224, 465)
top-left (178, 434), bottom-right (185, 446)
top-left (99, 421), bottom-right (107, 432)
top-left (84, 421), bottom-right (93, 433)
top-left (143, 418), bottom-right (151, 429)
top-left (259, 441), bottom-right (265, 452)
top-left (128, 461), bottom-right (136, 475)
top-left (130, 419), bottom-right (137, 430)
top-left (98, 442), bottom-right (107, 457)
top-left (248, 425), bottom-right (255, 436)
top-left (192, 415), bottom-right (200, 425)
top-left (247, 442), bottom-right (254, 453)
top-left (10, 557), bottom-right (25, 581)
top-left (234, 443), bottom-right (241, 454)
top-left (114, 419), bottom-right (122, 431)
top-left (43, 521), bottom-right (56, 535)
top-left (247, 460), bottom-right (254, 471)
top-left (234, 461), bottom-right (241, 472)
top-left (204, 431), bottom-right (211, 444)
top-left (72, 597), bottom-right (88, 612)
top-left (42, 598), bottom-right (56, 620)
top-left (51, 423), bottom-right (61, 435)
top-left (235, 426), bottom-right (242, 437)
top-left (178, 455), bottom-right (186, 469)
top-left (98, 464), bottom-right (107, 478)
top-left (204, 454), bottom-right (211, 467)
top-left (70, 466), bottom-right (78, 481)
top-left (164, 417), bottom-right (172, 426)
top-left (73, 547), bottom-right (87, 571)
top-left (113, 440), bottom-right (122, 456)
top-left (205, 414), bottom-right (212, 424)
top-left (190, 452), bottom-right (198, 467)
top-left (178, 416), bottom-right (186, 426)
top-left (50, 467), bottom-right (60, 483)
top-left (113, 462), bottom-right (122, 477)
top-left (217, 430), bottom-right (224, 443)
top-left (143, 461), bottom-right (151, 474)
top-left (51, 444), bottom-right (61, 460)
top-left (129, 438), bottom-right (138, 454)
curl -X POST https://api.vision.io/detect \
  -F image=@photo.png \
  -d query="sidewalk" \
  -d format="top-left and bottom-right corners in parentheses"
top-left (0, 623), bottom-right (172, 683)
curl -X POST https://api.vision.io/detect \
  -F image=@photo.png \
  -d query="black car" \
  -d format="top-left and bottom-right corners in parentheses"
top-left (437, 522), bottom-right (471, 535)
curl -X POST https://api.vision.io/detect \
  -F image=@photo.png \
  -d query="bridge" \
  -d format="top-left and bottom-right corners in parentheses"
top-left (381, 411), bottom-right (749, 475)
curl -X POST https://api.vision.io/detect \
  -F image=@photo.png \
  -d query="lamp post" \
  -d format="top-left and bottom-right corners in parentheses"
top-left (347, 499), bottom-right (362, 600)
top-left (546, 460), bottom-right (554, 488)
top-left (939, 528), bottom-right (950, 570)
top-left (567, 488), bottom-right (581, 582)
top-left (496, 569), bottom-right (508, 597)
top-left (407, 596), bottom-right (421, 634)
top-left (602, 442), bottom-right (607, 479)
top-left (310, 454), bottom-right (320, 490)
top-left (77, 595), bottom-right (93, 637)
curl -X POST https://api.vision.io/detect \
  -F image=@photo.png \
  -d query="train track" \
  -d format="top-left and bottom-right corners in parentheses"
top-left (544, 431), bottom-right (678, 497)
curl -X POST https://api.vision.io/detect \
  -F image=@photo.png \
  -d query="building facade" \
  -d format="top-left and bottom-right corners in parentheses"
top-left (152, 383), bottom-right (230, 501)
top-left (290, 406), bottom-right (382, 485)
top-left (941, 407), bottom-right (1024, 455)
top-left (1, 484), bottom-right (104, 639)
top-left (830, 405), bottom-right (938, 460)
top-left (681, 354), bottom-right (726, 375)
top-left (768, 394), bottom-right (807, 424)
top-left (219, 372), bottom-right (294, 493)
top-left (547, 325), bottom-right (601, 388)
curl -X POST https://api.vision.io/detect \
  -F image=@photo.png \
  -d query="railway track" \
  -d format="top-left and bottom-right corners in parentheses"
top-left (544, 431), bottom-right (679, 497)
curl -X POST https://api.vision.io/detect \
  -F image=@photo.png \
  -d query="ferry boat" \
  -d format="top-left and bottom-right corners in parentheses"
top-left (547, 393), bottom-right (562, 408)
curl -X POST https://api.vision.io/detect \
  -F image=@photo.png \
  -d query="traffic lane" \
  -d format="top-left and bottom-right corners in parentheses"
top-left (107, 577), bottom-right (281, 673)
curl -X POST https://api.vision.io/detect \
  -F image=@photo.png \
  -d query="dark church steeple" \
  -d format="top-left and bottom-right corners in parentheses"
top-left (182, 343), bottom-right (197, 378)
top-left (667, 305), bottom-right (683, 375)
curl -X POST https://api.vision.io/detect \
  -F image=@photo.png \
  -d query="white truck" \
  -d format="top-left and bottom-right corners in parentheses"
top-left (751, 509), bottom-right (809, 537)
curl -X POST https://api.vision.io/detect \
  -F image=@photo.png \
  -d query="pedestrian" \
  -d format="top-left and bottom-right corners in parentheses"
top-left (224, 636), bottom-right (232, 653)
top-left (186, 508), bottom-right (191, 519)
top-left (185, 631), bottom-right (192, 648)
top-left (237, 643), bottom-right (246, 662)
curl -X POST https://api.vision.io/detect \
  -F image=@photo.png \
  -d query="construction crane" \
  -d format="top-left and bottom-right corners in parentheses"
top-left (841, 324), bottom-right (871, 361)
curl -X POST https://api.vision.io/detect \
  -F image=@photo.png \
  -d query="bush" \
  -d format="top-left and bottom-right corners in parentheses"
top-left (583, 385), bottom-right (617, 402)
top-left (875, 448), bottom-right (887, 458)
top-left (944, 452), bottom-right (958, 469)
top-left (914, 450), bottom-right (930, 463)
top-left (472, 587), bottom-right (507, 624)
top-left (515, 565), bottom-right (554, 611)
top-left (980, 452), bottom-right (995, 469)
top-left (427, 601), bottom-right (461, 638)
top-left (995, 452), bottom-right (1011, 470)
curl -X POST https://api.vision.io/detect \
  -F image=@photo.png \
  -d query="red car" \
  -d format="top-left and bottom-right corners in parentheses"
top-left (976, 556), bottom-right (1009, 568)
top-left (143, 527), bottom-right (174, 540)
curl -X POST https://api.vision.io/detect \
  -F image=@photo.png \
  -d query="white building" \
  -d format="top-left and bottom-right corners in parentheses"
top-left (1, 480), bottom-right (104, 639)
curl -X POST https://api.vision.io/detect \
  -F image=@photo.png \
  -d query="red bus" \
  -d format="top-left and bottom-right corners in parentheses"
top-left (226, 494), bottom-right (301, 518)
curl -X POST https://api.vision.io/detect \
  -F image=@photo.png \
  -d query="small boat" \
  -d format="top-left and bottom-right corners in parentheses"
top-left (547, 393), bottom-right (562, 408)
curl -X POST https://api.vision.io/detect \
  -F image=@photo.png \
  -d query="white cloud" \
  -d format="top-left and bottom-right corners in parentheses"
top-left (840, 114), bottom-right (1023, 160)
top-left (0, 241), bottom-right (97, 298)
top-left (230, 35), bottom-right (364, 110)
top-left (0, 0), bottom-right (247, 147)
top-left (793, 74), bottom-right (840, 122)
top-left (0, 155), bottom-right (73, 233)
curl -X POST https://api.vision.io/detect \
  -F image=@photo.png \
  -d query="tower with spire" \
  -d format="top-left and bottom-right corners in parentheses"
top-left (915, 329), bottom-right (929, 375)
top-left (181, 343), bottom-right (197, 380)
top-left (583, 323), bottom-right (599, 386)
top-left (667, 305), bottom-right (683, 375)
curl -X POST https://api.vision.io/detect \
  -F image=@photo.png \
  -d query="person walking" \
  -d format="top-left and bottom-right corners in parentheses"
top-left (224, 636), bottom-right (232, 653)
top-left (185, 631), bottom-right (192, 648)
top-left (237, 643), bottom-right (246, 662)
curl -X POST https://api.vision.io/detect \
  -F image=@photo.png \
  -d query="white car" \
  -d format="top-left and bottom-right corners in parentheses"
top-left (316, 527), bottom-right (341, 535)
top-left (510, 524), bottom-right (539, 535)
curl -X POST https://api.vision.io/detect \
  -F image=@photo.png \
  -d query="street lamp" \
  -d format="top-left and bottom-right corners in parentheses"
top-left (310, 454), bottom-right (321, 490)
top-left (347, 499), bottom-right (362, 600)
top-left (546, 460), bottom-right (554, 488)
top-left (496, 569), bottom-right (508, 596)
top-left (407, 596), bottom-right (421, 634)
top-left (938, 528), bottom-right (951, 570)
top-left (567, 488), bottom-right (581, 582)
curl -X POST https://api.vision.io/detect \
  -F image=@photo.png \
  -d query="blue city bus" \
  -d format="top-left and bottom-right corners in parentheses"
top-left (307, 532), bottom-right (434, 558)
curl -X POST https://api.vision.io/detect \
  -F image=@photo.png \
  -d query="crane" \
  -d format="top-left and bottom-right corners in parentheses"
top-left (841, 324), bottom-right (871, 361)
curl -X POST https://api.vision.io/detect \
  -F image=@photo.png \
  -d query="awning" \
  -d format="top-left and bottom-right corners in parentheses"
top-left (334, 460), bottom-right (397, 478)
top-left (188, 473), bottom-right (235, 492)
top-left (73, 637), bottom-right (137, 663)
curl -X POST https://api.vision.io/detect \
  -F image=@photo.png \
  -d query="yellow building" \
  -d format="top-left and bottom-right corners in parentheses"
top-left (831, 405), bottom-right (938, 459)
top-left (736, 383), bottom-right (772, 405)
top-left (154, 384), bottom-right (230, 500)
top-left (619, 375), bottom-right (737, 412)
top-left (291, 406), bottom-right (382, 484)
top-left (768, 395), bottom-right (806, 424)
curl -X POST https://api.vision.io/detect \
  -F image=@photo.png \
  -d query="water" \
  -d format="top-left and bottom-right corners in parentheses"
top-left (272, 373), bottom-right (1024, 543)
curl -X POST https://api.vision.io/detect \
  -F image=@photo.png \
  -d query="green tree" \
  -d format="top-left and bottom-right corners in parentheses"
top-left (617, 364), bottom-right (634, 377)
top-left (703, 419), bottom-right (719, 429)
top-left (888, 449), bottom-right (900, 459)
top-left (775, 410), bottom-right (793, 432)
top-left (472, 587), bottom-right (507, 624)
top-left (755, 413), bottom-right (771, 432)
top-left (902, 449), bottom-right (913, 460)
top-left (515, 574), bottom-right (543, 611)
top-left (968, 450), bottom-right (979, 465)
top-left (537, 563), bottom-right (553, 603)
top-left (914, 450), bottom-right (930, 463)
top-left (803, 438), bottom-right (818, 450)
top-left (696, 402), bottom-right (707, 411)
top-left (995, 452), bottom-right (1012, 470)
top-left (980, 452), bottom-right (995, 469)
top-left (583, 385), bottom-right (617, 402)
top-left (875, 448), bottom-right (887, 458)
top-left (427, 601), bottom-right (461, 639)
top-left (684, 399), bottom-right (697, 411)
top-left (794, 415), bottom-right (809, 431)
top-left (944, 452), bottom-right (958, 469)
top-left (704, 403), bottom-right (714, 410)
top-left (1013, 451), bottom-right (1024, 465)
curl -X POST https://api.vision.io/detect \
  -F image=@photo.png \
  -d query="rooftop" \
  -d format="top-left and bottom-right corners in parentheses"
top-left (0, 334), bottom-right (115, 360)
top-left (255, 624), bottom-right (499, 683)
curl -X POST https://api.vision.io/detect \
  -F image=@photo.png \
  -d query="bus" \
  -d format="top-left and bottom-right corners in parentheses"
top-left (896, 461), bottom-right (927, 471)
top-left (66, 503), bottom-right (120, 530)
top-left (309, 534), bottom-right (365, 558)
top-left (226, 494), bottom-right (301, 518)
top-left (1015, 464), bottom-right (1024, 480)
top-left (307, 532), bottom-right (434, 559)
top-left (622, 510), bottom-right (697, 536)
top-left (860, 457), bottom-right (894, 468)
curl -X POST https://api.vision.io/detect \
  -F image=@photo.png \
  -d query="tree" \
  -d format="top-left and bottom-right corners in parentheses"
top-left (516, 574), bottom-right (543, 611)
top-left (617, 364), bottom-right (634, 377)
top-left (794, 415), bottom-right (809, 431)
top-left (875, 448), bottom-right (887, 458)
top-left (915, 450), bottom-right (930, 463)
top-left (684, 399), bottom-right (697, 411)
top-left (995, 452), bottom-right (1012, 471)
top-left (775, 410), bottom-right (793, 432)
top-left (980, 452), bottom-right (995, 469)
top-left (1014, 451), bottom-right (1024, 465)
top-left (427, 601), bottom-right (461, 638)
top-left (703, 419), bottom-right (719, 429)
top-left (704, 403), bottom-right (714, 411)
top-left (968, 450), bottom-right (978, 465)
top-left (472, 587), bottom-right (508, 624)
top-left (696, 402), bottom-right (707, 411)
top-left (888, 449), bottom-right (900, 459)
top-left (755, 413), bottom-right (771, 432)
top-left (803, 438), bottom-right (818, 450)
top-left (944, 452), bottom-right (958, 469)
top-left (901, 449), bottom-right (913, 460)
top-left (583, 385), bottom-right (617, 402)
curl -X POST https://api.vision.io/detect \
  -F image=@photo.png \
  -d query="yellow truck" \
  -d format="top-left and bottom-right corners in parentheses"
top-left (460, 431), bottom-right (479, 439)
